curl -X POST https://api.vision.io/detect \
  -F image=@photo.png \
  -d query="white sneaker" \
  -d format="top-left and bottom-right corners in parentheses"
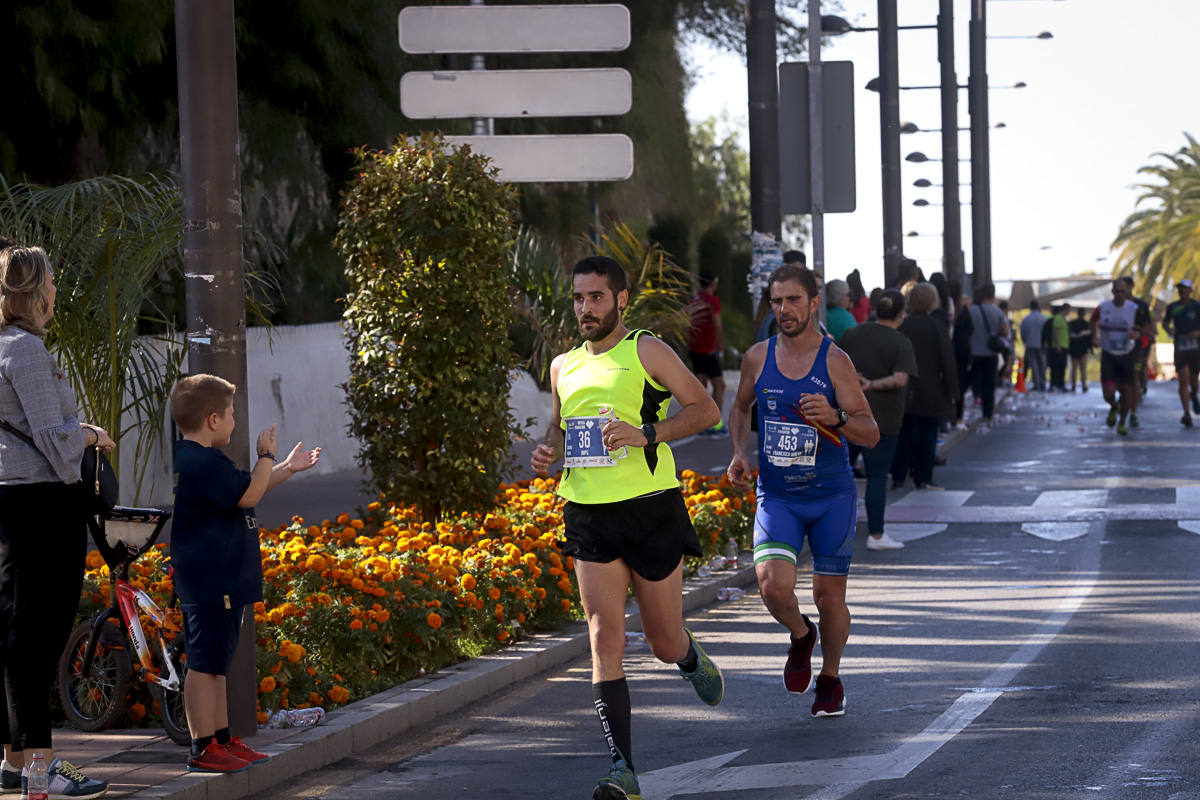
top-left (866, 533), bottom-right (905, 550)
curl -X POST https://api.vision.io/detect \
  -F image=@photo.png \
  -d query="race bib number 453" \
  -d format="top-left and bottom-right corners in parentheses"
top-left (564, 416), bottom-right (618, 467)
top-left (762, 419), bottom-right (818, 467)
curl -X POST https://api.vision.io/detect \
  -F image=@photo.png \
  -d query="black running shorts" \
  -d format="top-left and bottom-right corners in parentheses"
top-left (1100, 351), bottom-right (1137, 385)
top-left (689, 351), bottom-right (723, 379)
top-left (1175, 347), bottom-right (1200, 374)
top-left (561, 489), bottom-right (702, 582)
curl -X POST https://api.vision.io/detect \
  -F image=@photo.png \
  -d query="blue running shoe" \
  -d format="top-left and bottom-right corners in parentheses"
top-left (593, 758), bottom-right (641, 800)
top-left (679, 628), bottom-right (724, 706)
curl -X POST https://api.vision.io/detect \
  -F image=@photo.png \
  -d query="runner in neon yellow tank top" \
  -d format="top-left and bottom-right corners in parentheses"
top-left (530, 257), bottom-right (722, 800)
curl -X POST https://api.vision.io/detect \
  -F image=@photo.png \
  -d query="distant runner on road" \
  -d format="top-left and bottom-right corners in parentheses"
top-left (530, 256), bottom-right (723, 800)
top-left (1163, 278), bottom-right (1200, 427)
top-left (727, 265), bottom-right (879, 719)
top-left (1092, 279), bottom-right (1152, 436)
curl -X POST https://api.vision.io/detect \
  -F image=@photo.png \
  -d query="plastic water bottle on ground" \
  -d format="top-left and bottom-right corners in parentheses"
top-left (716, 587), bottom-right (745, 602)
top-left (723, 537), bottom-right (739, 568)
top-left (267, 707), bottom-right (325, 729)
top-left (26, 753), bottom-right (47, 800)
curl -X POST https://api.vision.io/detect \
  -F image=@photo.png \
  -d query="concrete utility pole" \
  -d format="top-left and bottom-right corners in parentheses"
top-left (746, 0), bottom-right (781, 240)
top-left (175, 0), bottom-right (256, 736)
top-left (938, 0), bottom-right (965, 284)
top-left (969, 0), bottom-right (993, 287)
top-left (877, 0), bottom-right (902, 289)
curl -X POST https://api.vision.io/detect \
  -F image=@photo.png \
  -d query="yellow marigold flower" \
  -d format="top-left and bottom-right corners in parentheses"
top-left (305, 554), bottom-right (328, 571)
top-left (367, 502), bottom-right (381, 511)
top-left (426, 612), bottom-right (443, 629)
top-left (460, 574), bottom-right (476, 591)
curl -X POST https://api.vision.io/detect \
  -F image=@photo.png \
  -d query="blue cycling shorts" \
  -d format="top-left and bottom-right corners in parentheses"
top-left (753, 490), bottom-right (857, 576)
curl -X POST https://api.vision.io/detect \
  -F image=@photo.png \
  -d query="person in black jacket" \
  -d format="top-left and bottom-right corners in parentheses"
top-left (951, 292), bottom-right (973, 428)
top-left (893, 283), bottom-right (959, 488)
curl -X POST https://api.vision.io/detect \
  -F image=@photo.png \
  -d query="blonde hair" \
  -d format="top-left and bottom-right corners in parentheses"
top-left (0, 246), bottom-right (52, 337)
top-left (170, 374), bottom-right (237, 433)
top-left (907, 282), bottom-right (940, 315)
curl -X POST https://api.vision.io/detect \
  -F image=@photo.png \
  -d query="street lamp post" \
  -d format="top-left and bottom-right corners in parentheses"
top-left (878, 0), bottom-right (903, 288)
top-left (746, 0), bottom-right (781, 240)
top-left (937, 0), bottom-right (964, 284)
top-left (969, 0), bottom-right (992, 287)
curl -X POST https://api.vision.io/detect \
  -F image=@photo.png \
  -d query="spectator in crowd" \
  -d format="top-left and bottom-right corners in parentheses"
top-left (824, 279), bottom-right (857, 343)
top-left (1020, 300), bottom-right (1048, 392)
top-left (1068, 305), bottom-right (1093, 392)
top-left (841, 289), bottom-right (918, 551)
top-left (894, 258), bottom-right (919, 294)
top-left (967, 283), bottom-right (1010, 425)
top-left (867, 287), bottom-right (884, 322)
top-left (952, 294), bottom-right (973, 428)
top-left (1048, 303), bottom-right (1071, 391)
top-left (997, 300), bottom-right (1015, 386)
top-left (687, 272), bottom-right (726, 435)
top-left (847, 269), bottom-right (870, 323)
top-left (892, 283), bottom-right (958, 490)
top-left (929, 272), bottom-right (952, 330)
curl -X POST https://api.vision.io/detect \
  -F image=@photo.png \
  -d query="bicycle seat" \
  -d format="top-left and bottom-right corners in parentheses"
top-left (89, 506), bottom-right (173, 568)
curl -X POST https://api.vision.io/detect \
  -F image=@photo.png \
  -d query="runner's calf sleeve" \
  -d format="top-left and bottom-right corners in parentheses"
top-left (593, 678), bottom-right (633, 769)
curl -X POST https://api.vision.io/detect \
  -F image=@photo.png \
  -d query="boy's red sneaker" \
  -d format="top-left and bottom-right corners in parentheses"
top-left (224, 737), bottom-right (270, 764)
top-left (187, 742), bottom-right (252, 773)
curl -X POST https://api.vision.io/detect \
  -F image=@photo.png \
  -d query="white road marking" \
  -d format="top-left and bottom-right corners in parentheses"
top-left (891, 490), bottom-right (973, 508)
top-left (1177, 486), bottom-right (1200, 506)
top-left (1033, 489), bottom-right (1108, 508)
top-left (1179, 521), bottom-right (1200, 536)
top-left (1022, 522), bottom-right (1091, 541)
top-left (886, 524), bottom-right (948, 542)
top-left (639, 521), bottom-right (1105, 800)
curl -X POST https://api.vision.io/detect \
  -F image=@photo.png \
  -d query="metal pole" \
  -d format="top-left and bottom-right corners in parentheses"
top-left (746, 0), bottom-right (781, 239)
top-left (877, 0), bottom-right (903, 288)
top-left (808, 0), bottom-right (825, 325)
top-left (470, 0), bottom-right (491, 135)
top-left (969, 0), bottom-right (992, 286)
top-left (938, 0), bottom-right (964, 283)
top-left (175, 0), bottom-right (256, 737)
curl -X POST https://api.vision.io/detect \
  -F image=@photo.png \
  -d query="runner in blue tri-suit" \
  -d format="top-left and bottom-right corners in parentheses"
top-left (728, 264), bottom-right (879, 718)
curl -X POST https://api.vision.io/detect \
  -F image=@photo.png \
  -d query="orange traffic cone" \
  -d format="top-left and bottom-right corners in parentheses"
top-left (1015, 357), bottom-right (1027, 393)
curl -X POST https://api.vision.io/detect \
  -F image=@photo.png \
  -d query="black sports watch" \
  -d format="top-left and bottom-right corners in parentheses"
top-left (832, 409), bottom-right (850, 429)
top-left (642, 423), bottom-right (657, 445)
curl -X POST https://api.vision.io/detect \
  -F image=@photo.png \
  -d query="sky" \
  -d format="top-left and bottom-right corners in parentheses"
top-left (683, 0), bottom-right (1200, 294)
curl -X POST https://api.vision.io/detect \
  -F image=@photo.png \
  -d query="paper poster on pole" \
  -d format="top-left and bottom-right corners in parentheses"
top-left (748, 232), bottom-right (784, 304)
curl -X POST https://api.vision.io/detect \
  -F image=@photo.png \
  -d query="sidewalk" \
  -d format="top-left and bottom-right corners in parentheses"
top-left (67, 388), bottom-right (1007, 798)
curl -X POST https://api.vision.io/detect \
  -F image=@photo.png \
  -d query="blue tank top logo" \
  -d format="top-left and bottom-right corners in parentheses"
top-left (756, 336), bottom-right (855, 497)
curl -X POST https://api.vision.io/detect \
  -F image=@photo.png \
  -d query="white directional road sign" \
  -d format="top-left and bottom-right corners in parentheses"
top-left (445, 134), bottom-right (633, 183)
top-left (401, 68), bottom-right (631, 119)
top-left (398, 4), bottom-right (630, 54)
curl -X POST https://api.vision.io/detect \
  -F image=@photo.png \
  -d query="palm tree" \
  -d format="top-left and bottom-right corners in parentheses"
top-left (1112, 133), bottom-right (1200, 299)
top-left (0, 174), bottom-right (185, 498)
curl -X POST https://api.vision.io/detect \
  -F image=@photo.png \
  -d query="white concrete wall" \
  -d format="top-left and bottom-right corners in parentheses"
top-left (122, 323), bottom-right (557, 506)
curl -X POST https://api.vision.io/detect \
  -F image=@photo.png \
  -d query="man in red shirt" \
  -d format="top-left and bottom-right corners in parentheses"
top-left (688, 272), bottom-right (726, 435)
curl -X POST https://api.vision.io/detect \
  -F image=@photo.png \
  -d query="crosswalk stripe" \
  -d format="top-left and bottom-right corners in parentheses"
top-left (891, 490), bottom-right (973, 508)
top-left (1032, 489), bottom-right (1107, 508)
top-left (1022, 522), bottom-right (1090, 541)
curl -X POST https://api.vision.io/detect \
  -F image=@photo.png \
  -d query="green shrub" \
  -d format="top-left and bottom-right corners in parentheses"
top-left (336, 135), bottom-right (520, 520)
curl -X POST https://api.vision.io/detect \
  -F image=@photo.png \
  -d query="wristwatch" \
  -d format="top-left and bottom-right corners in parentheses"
top-left (833, 409), bottom-right (850, 429)
top-left (642, 423), bottom-right (657, 445)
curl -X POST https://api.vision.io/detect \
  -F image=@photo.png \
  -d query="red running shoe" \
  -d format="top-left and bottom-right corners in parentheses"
top-left (811, 674), bottom-right (846, 717)
top-left (783, 615), bottom-right (817, 694)
top-left (224, 736), bottom-right (270, 764)
top-left (187, 742), bottom-right (252, 773)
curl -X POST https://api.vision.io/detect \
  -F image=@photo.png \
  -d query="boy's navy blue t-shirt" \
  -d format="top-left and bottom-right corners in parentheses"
top-left (171, 440), bottom-right (263, 610)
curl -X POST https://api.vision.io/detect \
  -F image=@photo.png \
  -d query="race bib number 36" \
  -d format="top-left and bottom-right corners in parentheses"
top-left (564, 416), bottom-right (618, 467)
top-left (763, 420), bottom-right (818, 467)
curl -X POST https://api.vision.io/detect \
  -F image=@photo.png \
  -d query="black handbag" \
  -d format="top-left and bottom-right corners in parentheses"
top-left (0, 417), bottom-right (118, 513)
top-left (976, 305), bottom-right (1009, 355)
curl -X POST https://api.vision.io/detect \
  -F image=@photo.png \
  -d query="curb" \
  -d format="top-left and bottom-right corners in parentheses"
top-left (128, 562), bottom-right (760, 799)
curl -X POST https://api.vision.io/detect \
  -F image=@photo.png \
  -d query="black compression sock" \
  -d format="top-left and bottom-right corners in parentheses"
top-left (214, 727), bottom-right (232, 745)
top-left (190, 735), bottom-right (214, 758)
top-left (676, 637), bottom-right (699, 673)
top-left (593, 678), bottom-right (633, 770)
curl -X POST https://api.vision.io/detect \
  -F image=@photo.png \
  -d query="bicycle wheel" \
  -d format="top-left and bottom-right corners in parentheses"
top-left (148, 633), bottom-right (190, 746)
top-left (57, 619), bottom-right (132, 732)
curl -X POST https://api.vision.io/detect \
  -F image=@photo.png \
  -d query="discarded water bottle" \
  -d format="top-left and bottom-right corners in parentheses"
top-left (267, 707), bottom-right (325, 729)
top-left (624, 631), bottom-right (648, 649)
top-left (695, 564), bottom-right (712, 578)
top-left (709, 555), bottom-right (727, 571)
top-left (723, 537), bottom-right (738, 568)
top-left (26, 753), bottom-right (48, 800)
top-left (716, 587), bottom-right (745, 602)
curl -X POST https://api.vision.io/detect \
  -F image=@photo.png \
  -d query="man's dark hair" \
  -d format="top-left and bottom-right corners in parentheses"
top-left (1120, 275), bottom-right (1135, 288)
top-left (876, 288), bottom-right (906, 321)
top-left (698, 271), bottom-right (716, 288)
top-left (782, 250), bottom-right (806, 266)
top-left (768, 264), bottom-right (819, 301)
top-left (573, 256), bottom-right (628, 296)
top-left (972, 282), bottom-right (996, 305)
top-left (896, 257), bottom-right (919, 287)
top-left (998, 300), bottom-right (1009, 312)
top-left (1029, 299), bottom-right (1040, 311)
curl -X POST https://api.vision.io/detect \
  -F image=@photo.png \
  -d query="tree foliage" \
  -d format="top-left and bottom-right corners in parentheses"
top-left (0, 174), bottom-right (184, 496)
top-left (1112, 133), bottom-right (1200, 298)
top-left (337, 135), bottom-right (520, 521)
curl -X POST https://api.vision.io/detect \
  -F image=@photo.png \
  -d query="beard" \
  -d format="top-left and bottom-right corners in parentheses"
top-left (778, 312), bottom-right (811, 338)
top-left (579, 304), bottom-right (621, 342)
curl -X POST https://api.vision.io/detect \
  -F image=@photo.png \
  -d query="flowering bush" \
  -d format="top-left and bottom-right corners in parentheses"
top-left (75, 471), bottom-right (754, 728)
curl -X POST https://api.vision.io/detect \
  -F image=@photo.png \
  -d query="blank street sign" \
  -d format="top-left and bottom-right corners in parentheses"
top-left (399, 4), bottom-right (631, 53)
top-left (402, 69), bottom-right (632, 119)
top-left (445, 134), bottom-right (634, 182)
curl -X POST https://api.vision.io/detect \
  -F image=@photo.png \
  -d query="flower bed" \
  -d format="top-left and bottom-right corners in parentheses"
top-left (76, 470), bottom-right (754, 727)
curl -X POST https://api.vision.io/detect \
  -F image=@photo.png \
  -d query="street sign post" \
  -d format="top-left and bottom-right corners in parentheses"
top-left (445, 134), bottom-right (633, 183)
top-left (401, 68), bottom-right (631, 119)
top-left (399, 4), bottom-right (630, 53)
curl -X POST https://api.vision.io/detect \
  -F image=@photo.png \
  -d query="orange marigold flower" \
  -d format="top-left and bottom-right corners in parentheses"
top-left (129, 702), bottom-right (146, 721)
top-left (258, 676), bottom-right (276, 694)
top-left (309, 692), bottom-right (323, 705)
top-left (426, 612), bottom-right (443, 629)
top-left (367, 501), bottom-right (381, 511)
top-left (337, 513), bottom-right (350, 525)
top-left (460, 574), bottom-right (477, 592)
top-left (496, 631), bottom-right (510, 642)
top-left (488, 587), bottom-right (501, 600)
top-left (328, 685), bottom-right (350, 704)
top-left (561, 598), bottom-right (572, 612)
top-left (349, 619), bottom-right (364, 630)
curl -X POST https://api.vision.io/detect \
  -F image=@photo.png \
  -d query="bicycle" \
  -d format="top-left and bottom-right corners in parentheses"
top-left (56, 506), bottom-right (191, 745)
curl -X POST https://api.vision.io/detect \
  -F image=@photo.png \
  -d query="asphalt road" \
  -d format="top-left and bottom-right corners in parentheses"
top-left (260, 384), bottom-right (1200, 799)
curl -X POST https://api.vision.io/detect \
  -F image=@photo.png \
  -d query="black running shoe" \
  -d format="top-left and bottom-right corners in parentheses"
top-left (1130, 413), bottom-right (1140, 428)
